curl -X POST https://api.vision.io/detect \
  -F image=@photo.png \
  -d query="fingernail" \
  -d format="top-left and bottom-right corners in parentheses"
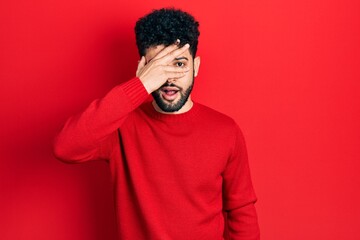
top-left (175, 39), bottom-right (180, 45)
top-left (185, 43), bottom-right (190, 48)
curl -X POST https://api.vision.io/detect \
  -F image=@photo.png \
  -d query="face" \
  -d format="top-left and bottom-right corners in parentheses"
top-left (145, 45), bottom-right (200, 113)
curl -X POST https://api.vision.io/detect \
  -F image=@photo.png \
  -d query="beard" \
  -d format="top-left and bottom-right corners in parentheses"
top-left (152, 77), bottom-right (194, 113)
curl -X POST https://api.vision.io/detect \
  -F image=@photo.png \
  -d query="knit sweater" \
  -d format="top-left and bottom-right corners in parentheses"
top-left (53, 77), bottom-right (260, 240)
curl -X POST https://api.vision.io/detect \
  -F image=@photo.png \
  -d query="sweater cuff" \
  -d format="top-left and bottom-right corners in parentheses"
top-left (121, 77), bottom-right (149, 109)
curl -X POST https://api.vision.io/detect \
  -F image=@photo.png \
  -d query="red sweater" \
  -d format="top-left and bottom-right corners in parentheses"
top-left (54, 77), bottom-right (260, 240)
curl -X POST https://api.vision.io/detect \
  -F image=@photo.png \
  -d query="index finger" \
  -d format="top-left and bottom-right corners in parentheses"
top-left (150, 41), bottom-right (181, 61)
top-left (158, 43), bottom-right (190, 64)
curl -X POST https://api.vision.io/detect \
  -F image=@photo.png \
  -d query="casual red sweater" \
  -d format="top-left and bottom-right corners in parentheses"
top-left (53, 77), bottom-right (260, 240)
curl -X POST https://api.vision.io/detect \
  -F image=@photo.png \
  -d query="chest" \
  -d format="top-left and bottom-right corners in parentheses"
top-left (117, 119), bottom-right (232, 183)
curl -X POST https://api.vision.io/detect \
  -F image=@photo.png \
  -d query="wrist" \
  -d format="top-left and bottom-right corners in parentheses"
top-left (139, 77), bottom-right (154, 94)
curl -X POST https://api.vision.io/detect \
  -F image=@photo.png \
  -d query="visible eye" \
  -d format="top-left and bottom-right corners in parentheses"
top-left (175, 62), bottom-right (185, 68)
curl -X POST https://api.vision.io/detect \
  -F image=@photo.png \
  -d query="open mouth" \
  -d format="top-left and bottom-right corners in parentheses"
top-left (161, 87), bottom-right (180, 101)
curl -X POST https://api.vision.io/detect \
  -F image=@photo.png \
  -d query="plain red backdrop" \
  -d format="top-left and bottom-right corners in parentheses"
top-left (1, 0), bottom-right (360, 239)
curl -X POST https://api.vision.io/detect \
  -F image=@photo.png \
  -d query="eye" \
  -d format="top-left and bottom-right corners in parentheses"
top-left (176, 62), bottom-right (185, 68)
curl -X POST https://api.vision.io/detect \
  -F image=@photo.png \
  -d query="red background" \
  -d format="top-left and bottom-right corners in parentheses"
top-left (1, 0), bottom-right (360, 239)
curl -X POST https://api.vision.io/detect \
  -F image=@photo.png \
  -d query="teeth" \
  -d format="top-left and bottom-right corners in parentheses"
top-left (163, 90), bottom-right (177, 94)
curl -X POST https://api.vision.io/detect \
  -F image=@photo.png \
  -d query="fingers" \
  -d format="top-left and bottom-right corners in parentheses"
top-left (166, 72), bottom-right (188, 79)
top-left (136, 56), bottom-right (146, 77)
top-left (162, 65), bottom-right (190, 78)
top-left (151, 39), bottom-right (181, 60)
top-left (151, 42), bottom-right (190, 65)
top-left (163, 65), bottom-right (189, 73)
top-left (160, 43), bottom-right (190, 64)
top-left (136, 40), bottom-right (191, 93)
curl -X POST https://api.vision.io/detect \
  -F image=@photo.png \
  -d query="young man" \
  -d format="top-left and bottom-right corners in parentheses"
top-left (54, 8), bottom-right (260, 240)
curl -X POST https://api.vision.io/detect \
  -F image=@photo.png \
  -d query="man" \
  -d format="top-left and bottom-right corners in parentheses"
top-left (54, 8), bottom-right (260, 240)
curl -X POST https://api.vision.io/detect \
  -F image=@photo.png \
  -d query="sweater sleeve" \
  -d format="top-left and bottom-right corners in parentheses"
top-left (222, 124), bottom-right (260, 240)
top-left (53, 77), bottom-right (149, 163)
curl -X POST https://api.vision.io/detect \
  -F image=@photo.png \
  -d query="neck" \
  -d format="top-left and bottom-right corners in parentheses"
top-left (152, 97), bottom-right (194, 114)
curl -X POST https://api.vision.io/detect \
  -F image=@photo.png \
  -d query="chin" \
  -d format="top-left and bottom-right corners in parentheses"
top-left (157, 101), bottom-right (184, 112)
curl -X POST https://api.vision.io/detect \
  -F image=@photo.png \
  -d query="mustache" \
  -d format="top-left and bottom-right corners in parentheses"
top-left (160, 82), bottom-right (182, 91)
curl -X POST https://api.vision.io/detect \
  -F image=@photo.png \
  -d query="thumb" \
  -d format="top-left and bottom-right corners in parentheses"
top-left (136, 56), bottom-right (146, 77)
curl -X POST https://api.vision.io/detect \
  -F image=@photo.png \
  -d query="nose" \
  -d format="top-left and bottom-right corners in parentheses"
top-left (167, 78), bottom-right (176, 84)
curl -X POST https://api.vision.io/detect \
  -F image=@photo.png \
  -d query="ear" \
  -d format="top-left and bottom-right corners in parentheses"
top-left (193, 56), bottom-right (201, 77)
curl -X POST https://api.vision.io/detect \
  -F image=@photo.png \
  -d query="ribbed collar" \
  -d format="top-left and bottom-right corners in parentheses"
top-left (140, 100), bottom-right (201, 122)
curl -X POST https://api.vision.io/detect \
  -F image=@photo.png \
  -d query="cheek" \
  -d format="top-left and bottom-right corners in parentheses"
top-left (183, 65), bottom-right (194, 77)
top-left (180, 72), bottom-right (194, 88)
top-left (177, 71), bottom-right (193, 83)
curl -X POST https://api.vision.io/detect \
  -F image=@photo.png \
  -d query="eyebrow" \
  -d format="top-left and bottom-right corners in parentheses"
top-left (147, 56), bottom-right (189, 64)
top-left (174, 57), bottom-right (189, 61)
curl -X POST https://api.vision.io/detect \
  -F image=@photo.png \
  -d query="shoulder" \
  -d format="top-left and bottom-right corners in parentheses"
top-left (196, 102), bottom-right (246, 152)
top-left (195, 102), bottom-right (244, 143)
top-left (196, 102), bottom-right (238, 128)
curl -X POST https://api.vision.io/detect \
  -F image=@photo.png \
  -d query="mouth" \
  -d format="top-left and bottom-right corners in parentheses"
top-left (161, 87), bottom-right (180, 101)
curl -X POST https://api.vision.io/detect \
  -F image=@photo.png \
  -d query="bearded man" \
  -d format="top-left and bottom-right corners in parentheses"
top-left (54, 8), bottom-right (260, 240)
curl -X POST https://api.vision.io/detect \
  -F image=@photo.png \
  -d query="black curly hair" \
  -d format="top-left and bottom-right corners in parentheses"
top-left (135, 8), bottom-right (200, 58)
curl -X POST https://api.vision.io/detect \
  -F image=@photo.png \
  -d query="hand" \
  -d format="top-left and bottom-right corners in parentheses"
top-left (136, 42), bottom-right (190, 94)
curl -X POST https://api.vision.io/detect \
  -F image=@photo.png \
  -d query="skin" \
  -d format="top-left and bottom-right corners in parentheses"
top-left (136, 42), bottom-right (200, 114)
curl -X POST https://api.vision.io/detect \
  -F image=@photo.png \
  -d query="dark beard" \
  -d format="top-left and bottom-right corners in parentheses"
top-left (152, 78), bottom-right (194, 112)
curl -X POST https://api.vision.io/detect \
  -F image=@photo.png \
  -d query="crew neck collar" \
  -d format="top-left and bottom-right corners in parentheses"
top-left (141, 100), bottom-right (201, 122)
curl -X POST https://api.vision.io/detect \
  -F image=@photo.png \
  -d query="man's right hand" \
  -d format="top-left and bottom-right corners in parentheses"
top-left (136, 42), bottom-right (190, 94)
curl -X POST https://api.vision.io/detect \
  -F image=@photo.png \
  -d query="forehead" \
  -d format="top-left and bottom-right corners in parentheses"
top-left (145, 45), bottom-right (191, 60)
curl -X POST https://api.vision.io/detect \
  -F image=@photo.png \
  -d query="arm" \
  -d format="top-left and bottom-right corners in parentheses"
top-left (222, 124), bottom-right (260, 240)
top-left (53, 42), bottom-right (191, 163)
top-left (53, 77), bottom-right (149, 163)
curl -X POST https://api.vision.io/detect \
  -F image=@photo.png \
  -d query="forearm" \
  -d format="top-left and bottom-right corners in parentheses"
top-left (224, 203), bottom-right (260, 240)
top-left (53, 77), bottom-right (148, 162)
